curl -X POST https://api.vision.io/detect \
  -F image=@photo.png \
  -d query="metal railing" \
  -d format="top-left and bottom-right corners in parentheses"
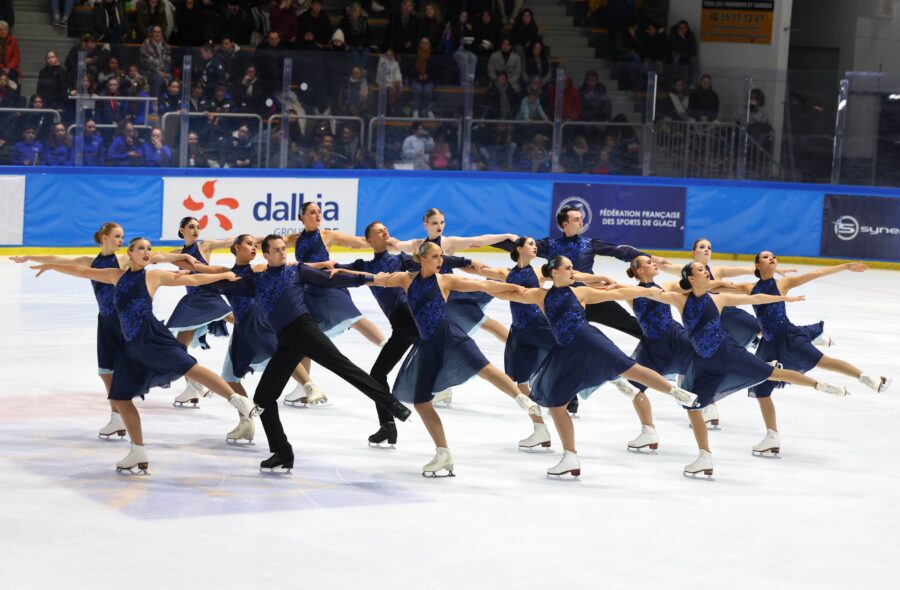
top-left (68, 94), bottom-right (157, 125)
top-left (367, 117), bottom-right (463, 153)
top-left (160, 112), bottom-right (264, 168)
top-left (466, 119), bottom-right (553, 171)
top-left (265, 114), bottom-right (365, 168)
top-left (67, 123), bottom-right (153, 136)
top-left (0, 108), bottom-right (62, 123)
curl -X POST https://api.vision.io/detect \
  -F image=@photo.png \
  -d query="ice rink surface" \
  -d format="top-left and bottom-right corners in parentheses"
top-left (0, 251), bottom-right (898, 589)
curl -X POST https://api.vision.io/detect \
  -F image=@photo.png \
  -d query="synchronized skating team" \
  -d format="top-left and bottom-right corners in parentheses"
top-left (14, 205), bottom-right (892, 480)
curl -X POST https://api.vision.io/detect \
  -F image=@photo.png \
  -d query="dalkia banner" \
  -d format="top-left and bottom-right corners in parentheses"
top-left (821, 194), bottom-right (900, 261)
top-left (161, 177), bottom-right (358, 241)
top-left (550, 183), bottom-right (686, 248)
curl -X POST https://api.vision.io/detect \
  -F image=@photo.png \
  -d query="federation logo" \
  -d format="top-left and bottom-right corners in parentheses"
top-left (832, 215), bottom-right (859, 241)
top-left (182, 180), bottom-right (239, 231)
top-left (556, 196), bottom-right (592, 231)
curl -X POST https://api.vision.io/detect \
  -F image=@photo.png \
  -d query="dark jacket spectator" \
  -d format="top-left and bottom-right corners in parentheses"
top-left (523, 41), bottom-right (550, 87)
top-left (186, 132), bottom-right (210, 167)
top-left (382, 0), bottom-right (421, 54)
top-left (218, 39), bottom-right (252, 86)
top-left (483, 71), bottom-right (519, 120)
top-left (472, 10), bottom-right (501, 57)
top-left (37, 52), bottom-right (68, 110)
top-left (197, 0), bottom-right (225, 43)
top-left (221, 125), bottom-right (254, 167)
top-left (579, 71), bottom-right (611, 122)
top-left (270, 0), bottom-right (299, 44)
top-left (688, 75), bottom-right (719, 121)
top-left (19, 95), bottom-right (56, 143)
top-left (0, 20), bottom-right (21, 81)
top-left (656, 78), bottom-right (689, 121)
top-left (298, 0), bottom-right (333, 47)
top-left (641, 22), bottom-right (668, 64)
top-left (93, 0), bottom-right (129, 44)
top-left (234, 65), bottom-right (265, 115)
top-left (339, 8), bottom-right (371, 51)
top-left (254, 32), bottom-right (286, 95)
top-left (199, 43), bottom-right (227, 97)
top-left (222, 1), bottom-right (254, 46)
top-left (173, 0), bottom-right (207, 46)
top-left (95, 78), bottom-right (130, 125)
top-left (510, 9), bottom-right (539, 54)
top-left (64, 35), bottom-right (103, 90)
top-left (418, 3), bottom-right (444, 49)
top-left (134, 0), bottom-right (168, 42)
top-left (669, 20), bottom-right (697, 64)
top-left (158, 79), bottom-right (182, 116)
top-left (42, 123), bottom-right (74, 166)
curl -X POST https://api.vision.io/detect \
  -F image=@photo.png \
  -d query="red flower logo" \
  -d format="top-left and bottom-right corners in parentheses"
top-left (182, 180), bottom-right (239, 231)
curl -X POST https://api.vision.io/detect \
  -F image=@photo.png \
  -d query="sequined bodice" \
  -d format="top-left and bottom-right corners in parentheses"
top-left (507, 265), bottom-right (542, 329)
top-left (253, 265), bottom-right (297, 317)
top-left (546, 236), bottom-right (593, 274)
top-left (228, 264), bottom-right (256, 323)
top-left (182, 242), bottom-right (209, 296)
top-left (543, 286), bottom-right (587, 347)
top-left (633, 282), bottom-right (673, 341)
top-left (114, 269), bottom-right (153, 341)
top-left (91, 253), bottom-right (119, 316)
top-left (407, 273), bottom-right (447, 341)
top-left (295, 229), bottom-right (329, 263)
top-left (751, 278), bottom-right (788, 341)
top-left (682, 292), bottom-right (727, 358)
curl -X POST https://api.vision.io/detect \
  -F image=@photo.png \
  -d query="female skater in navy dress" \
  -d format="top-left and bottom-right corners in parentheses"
top-left (492, 256), bottom-right (700, 479)
top-left (727, 252), bottom-right (891, 456)
top-left (12, 222), bottom-right (198, 439)
top-left (646, 261), bottom-right (848, 478)
top-left (372, 241), bottom-right (543, 477)
top-left (167, 216), bottom-right (238, 406)
top-left (30, 238), bottom-right (258, 474)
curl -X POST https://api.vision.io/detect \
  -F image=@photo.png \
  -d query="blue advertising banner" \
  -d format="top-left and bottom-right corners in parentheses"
top-left (821, 194), bottom-right (900, 261)
top-left (550, 183), bottom-right (686, 248)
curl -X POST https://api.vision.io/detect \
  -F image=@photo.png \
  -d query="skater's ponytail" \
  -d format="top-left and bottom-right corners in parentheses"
top-left (679, 262), bottom-right (694, 290)
top-left (177, 216), bottom-right (199, 239)
top-left (541, 255), bottom-right (565, 278)
top-left (626, 257), bottom-right (640, 279)
top-left (510, 236), bottom-right (531, 262)
top-left (230, 234), bottom-right (253, 255)
top-left (94, 222), bottom-right (121, 245)
top-left (753, 251), bottom-right (763, 278)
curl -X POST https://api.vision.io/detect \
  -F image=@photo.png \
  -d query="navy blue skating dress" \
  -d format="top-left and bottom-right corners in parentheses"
top-left (221, 263), bottom-right (278, 381)
top-left (427, 235), bottom-right (493, 335)
top-left (748, 278), bottom-right (824, 398)
top-left (165, 241), bottom-right (231, 349)
top-left (629, 282), bottom-right (696, 391)
top-left (707, 265), bottom-right (760, 348)
top-left (392, 273), bottom-right (490, 404)
top-left (679, 292), bottom-right (774, 408)
top-left (529, 286), bottom-right (636, 407)
top-left (109, 269), bottom-right (197, 400)
top-left (294, 229), bottom-right (363, 337)
top-left (503, 265), bottom-right (556, 384)
top-left (92, 253), bottom-right (123, 375)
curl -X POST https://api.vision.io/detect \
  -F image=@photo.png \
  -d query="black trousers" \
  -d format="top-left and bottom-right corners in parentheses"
top-left (371, 306), bottom-right (420, 425)
top-left (254, 314), bottom-right (401, 456)
top-left (585, 301), bottom-right (643, 339)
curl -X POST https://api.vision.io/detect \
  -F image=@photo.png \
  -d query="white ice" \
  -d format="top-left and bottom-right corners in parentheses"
top-left (0, 252), bottom-right (898, 589)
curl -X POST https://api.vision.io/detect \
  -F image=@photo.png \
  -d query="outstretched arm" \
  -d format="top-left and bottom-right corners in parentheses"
top-left (325, 230), bottom-right (369, 249)
top-left (574, 285), bottom-right (662, 305)
top-left (12, 254), bottom-right (94, 267)
top-left (386, 237), bottom-right (422, 254)
top-left (591, 239), bottom-right (646, 262)
top-left (573, 271), bottom-right (617, 286)
top-left (373, 271), bottom-right (413, 289)
top-left (713, 292), bottom-right (805, 309)
top-left (154, 269), bottom-right (238, 288)
top-left (464, 263), bottom-right (509, 281)
top-left (713, 264), bottom-right (798, 279)
top-left (440, 274), bottom-right (524, 296)
top-left (445, 233), bottom-right (518, 252)
top-left (149, 252), bottom-right (199, 268)
top-left (30, 263), bottom-right (122, 284)
top-left (298, 264), bottom-right (372, 289)
top-left (779, 262), bottom-right (868, 293)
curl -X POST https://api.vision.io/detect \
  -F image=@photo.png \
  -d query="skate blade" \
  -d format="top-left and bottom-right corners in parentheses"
top-left (173, 400), bottom-right (200, 408)
top-left (878, 378), bottom-right (892, 393)
top-left (626, 445), bottom-right (659, 454)
top-left (98, 430), bottom-right (127, 439)
top-left (683, 470), bottom-right (714, 481)
top-left (283, 400), bottom-right (330, 409)
top-left (422, 470), bottom-right (455, 478)
top-left (518, 443), bottom-right (553, 453)
top-left (546, 469), bottom-right (581, 479)
top-left (751, 449), bottom-right (781, 459)
top-left (368, 442), bottom-right (396, 449)
top-left (689, 422), bottom-right (721, 431)
top-left (259, 467), bottom-right (293, 474)
top-left (226, 438), bottom-right (255, 445)
top-left (116, 465), bottom-right (150, 476)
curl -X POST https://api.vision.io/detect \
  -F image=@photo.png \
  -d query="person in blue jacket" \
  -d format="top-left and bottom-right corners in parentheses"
top-left (106, 121), bottom-right (144, 166)
top-left (9, 125), bottom-right (42, 165)
top-left (141, 127), bottom-right (172, 166)
top-left (42, 122), bottom-right (73, 166)
top-left (81, 119), bottom-right (106, 166)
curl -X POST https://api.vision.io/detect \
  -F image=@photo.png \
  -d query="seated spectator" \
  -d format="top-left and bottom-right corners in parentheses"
top-left (50, 0), bottom-right (75, 28)
top-left (121, 65), bottom-right (147, 98)
top-left (748, 87), bottom-right (773, 151)
top-left (510, 9), bottom-right (539, 60)
top-left (219, 36), bottom-right (252, 87)
top-left (134, 0), bottom-right (167, 43)
top-left (200, 42), bottom-right (227, 98)
top-left (42, 123), bottom-right (73, 166)
top-left (81, 119), bottom-right (106, 166)
top-left (186, 131), bottom-right (210, 168)
top-left (641, 22), bottom-right (668, 71)
top-left (220, 124), bottom-right (254, 168)
top-left (609, 117), bottom-right (640, 174)
top-left (516, 143), bottom-right (550, 173)
top-left (669, 20), bottom-right (697, 86)
top-left (158, 79), bottom-right (182, 116)
top-left (656, 77), bottom-right (689, 121)
top-left (199, 84), bottom-right (235, 145)
top-left (402, 121), bottom-right (434, 169)
top-left (10, 126), bottom-right (42, 166)
top-left (688, 74), bottom-right (719, 121)
top-left (419, 2), bottom-right (444, 49)
top-left (97, 56), bottom-right (123, 90)
top-left (334, 125), bottom-right (359, 164)
top-left (254, 32), bottom-right (285, 96)
top-left (95, 78), bottom-right (130, 125)
top-left (376, 49), bottom-right (403, 113)
top-left (523, 40), bottom-right (550, 89)
top-left (299, 0), bottom-right (334, 48)
top-left (339, 65), bottom-right (369, 116)
top-left (142, 127), bottom-right (172, 166)
top-left (383, 0), bottom-right (421, 55)
top-left (0, 71), bottom-right (21, 142)
top-left (189, 80), bottom-right (205, 112)
top-left (430, 134), bottom-right (456, 170)
top-left (37, 51), bottom-right (67, 111)
top-left (580, 70), bottom-right (611, 122)
top-left (270, 0), bottom-right (299, 45)
top-left (340, 3), bottom-right (372, 73)
top-left (547, 73), bottom-right (581, 121)
top-left (450, 11), bottom-right (477, 83)
top-left (517, 77), bottom-right (548, 122)
top-left (611, 16), bottom-right (643, 90)
top-left (488, 38), bottom-right (522, 93)
top-left (409, 37), bottom-right (438, 119)
top-left (484, 70), bottom-right (518, 120)
top-left (472, 10), bottom-right (501, 59)
top-left (20, 95), bottom-right (56, 142)
top-left (562, 133), bottom-right (594, 174)
top-left (140, 25), bottom-right (172, 99)
top-left (129, 77), bottom-right (156, 126)
top-left (64, 34), bottom-right (102, 91)
top-left (107, 122), bottom-right (145, 166)
top-left (93, 0), bottom-right (129, 44)
top-left (234, 65), bottom-right (265, 116)
top-left (222, 0), bottom-right (253, 46)
top-left (0, 20), bottom-right (20, 83)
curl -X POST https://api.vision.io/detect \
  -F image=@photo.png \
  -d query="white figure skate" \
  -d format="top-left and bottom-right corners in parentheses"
top-left (422, 447), bottom-right (455, 477)
top-left (226, 418), bottom-right (255, 444)
top-left (627, 425), bottom-right (659, 453)
top-left (812, 334), bottom-right (834, 347)
top-left (518, 423), bottom-right (552, 450)
top-left (284, 382), bottom-right (329, 407)
top-left (98, 412), bottom-right (126, 439)
top-left (859, 374), bottom-right (892, 393)
top-left (432, 387), bottom-right (453, 408)
top-left (683, 450), bottom-right (714, 480)
top-left (752, 429), bottom-right (780, 457)
top-left (515, 393), bottom-right (542, 416)
top-left (612, 378), bottom-right (640, 400)
top-left (815, 381), bottom-right (848, 397)
top-left (229, 394), bottom-right (260, 418)
top-left (116, 443), bottom-right (149, 475)
top-left (547, 451), bottom-right (581, 478)
top-left (702, 403), bottom-right (720, 428)
top-left (173, 379), bottom-right (207, 408)
top-left (669, 385), bottom-right (699, 407)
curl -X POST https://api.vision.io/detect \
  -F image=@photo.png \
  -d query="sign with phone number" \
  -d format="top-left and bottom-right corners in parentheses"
top-left (700, 0), bottom-right (774, 44)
